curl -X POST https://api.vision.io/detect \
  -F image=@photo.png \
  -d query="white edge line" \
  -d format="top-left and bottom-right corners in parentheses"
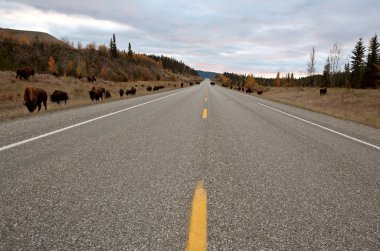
top-left (0, 89), bottom-right (188, 152)
top-left (254, 101), bottom-right (380, 150)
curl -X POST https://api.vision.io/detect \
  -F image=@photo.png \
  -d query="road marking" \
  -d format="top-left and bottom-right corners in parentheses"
top-left (0, 89), bottom-right (189, 152)
top-left (254, 101), bottom-right (380, 150)
top-left (202, 108), bottom-right (208, 119)
top-left (187, 180), bottom-right (207, 251)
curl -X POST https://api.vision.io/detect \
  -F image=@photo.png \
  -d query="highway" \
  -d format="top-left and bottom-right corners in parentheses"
top-left (1, 79), bottom-right (379, 250)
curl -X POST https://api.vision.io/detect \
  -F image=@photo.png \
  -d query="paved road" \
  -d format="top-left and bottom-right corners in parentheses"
top-left (1, 80), bottom-right (379, 250)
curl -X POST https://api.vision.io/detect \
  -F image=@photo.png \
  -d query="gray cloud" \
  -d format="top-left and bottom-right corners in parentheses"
top-left (1, 0), bottom-right (379, 76)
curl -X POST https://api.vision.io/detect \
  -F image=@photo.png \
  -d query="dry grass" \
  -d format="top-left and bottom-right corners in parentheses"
top-left (255, 87), bottom-right (380, 128)
top-left (0, 71), bottom-right (191, 121)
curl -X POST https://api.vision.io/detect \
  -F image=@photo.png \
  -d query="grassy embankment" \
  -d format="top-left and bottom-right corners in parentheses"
top-left (253, 87), bottom-right (380, 128)
top-left (0, 71), bottom-right (194, 121)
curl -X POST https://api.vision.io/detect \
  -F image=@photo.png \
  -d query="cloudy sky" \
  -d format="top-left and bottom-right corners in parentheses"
top-left (0, 0), bottom-right (379, 77)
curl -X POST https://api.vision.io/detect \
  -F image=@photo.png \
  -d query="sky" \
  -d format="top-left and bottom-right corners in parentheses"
top-left (0, 0), bottom-right (379, 77)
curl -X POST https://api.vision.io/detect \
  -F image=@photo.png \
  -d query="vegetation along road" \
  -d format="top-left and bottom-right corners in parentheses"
top-left (1, 80), bottom-right (379, 250)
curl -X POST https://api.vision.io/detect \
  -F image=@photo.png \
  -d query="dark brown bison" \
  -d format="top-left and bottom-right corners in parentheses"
top-left (195, 81), bottom-right (200, 85)
top-left (24, 86), bottom-right (47, 112)
top-left (210, 82), bottom-right (215, 86)
top-left (89, 86), bottom-right (105, 101)
top-left (181, 83), bottom-right (184, 88)
top-left (257, 90), bottom-right (263, 95)
top-left (119, 89), bottom-right (125, 97)
top-left (146, 86), bottom-right (152, 91)
top-left (105, 90), bottom-right (111, 99)
top-left (126, 87), bottom-right (136, 95)
top-left (189, 82), bottom-right (194, 86)
top-left (16, 67), bottom-right (35, 80)
top-left (87, 76), bottom-right (96, 82)
top-left (246, 88), bottom-right (252, 93)
top-left (50, 90), bottom-right (69, 104)
top-left (320, 88), bottom-right (327, 95)
top-left (52, 71), bottom-right (62, 78)
top-left (153, 86), bottom-right (159, 91)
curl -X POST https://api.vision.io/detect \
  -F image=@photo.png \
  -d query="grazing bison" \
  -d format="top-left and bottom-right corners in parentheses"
top-left (146, 86), bottom-right (153, 91)
top-left (189, 82), bottom-right (194, 86)
top-left (246, 88), bottom-right (252, 93)
top-left (89, 86), bottom-right (105, 101)
top-left (257, 90), bottom-right (263, 95)
top-left (195, 81), bottom-right (200, 85)
top-left (50, 90), bottom-right (69, 104)
top-left (153, 86), bottom-right (159, 91)
top-left (320, 88), bottom-right (327, 95)
top-left (181, 83), bottom-right (184, 88)
top-left (87, 76), bottom-right (96, 82)
top-left (119, 89), bottom-right (125, 97)
top-left (16, 67), bottom-right (35, 80)
top-left (210, 82), bottom-right (215, 86)
top-left (105, 90), bottom-right (111, 99)
top-left (126, 87), bottom-right (136, 95)
top-left (23, 86), bottom-right (47, 112)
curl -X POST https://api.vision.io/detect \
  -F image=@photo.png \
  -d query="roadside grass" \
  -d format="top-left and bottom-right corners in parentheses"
top-left (254, 87), bottom-right (380, 128)
top-left (0, 71), bottom-right (190, 121)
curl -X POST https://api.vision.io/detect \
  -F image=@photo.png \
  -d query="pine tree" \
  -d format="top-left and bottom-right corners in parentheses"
top-left (364, 34), bottom-right (380, 88)
top-left (128, 42), bottom-right (133, 56)
top-left (323, 57), bottom-right (331, 87)
top-left (351, 38), bottom-right (366, 88)
top-left (109, 33), bottom-right (117, 58)
top-left (274, 72), bottom-right (281, 87)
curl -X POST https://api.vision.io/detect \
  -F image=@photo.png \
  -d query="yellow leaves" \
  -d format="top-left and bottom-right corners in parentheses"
top-left (245, 74), bottom-right (256, 89)
top-left (48, 56), bottom-right (56, 73)
top-left (215, 74), bottom-right (231, 85)
top-left (18, 35), bottom-right (30, 46)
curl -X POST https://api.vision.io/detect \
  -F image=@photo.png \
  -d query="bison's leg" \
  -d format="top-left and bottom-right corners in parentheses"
top-left (43, 100), bottom-right (47, 111)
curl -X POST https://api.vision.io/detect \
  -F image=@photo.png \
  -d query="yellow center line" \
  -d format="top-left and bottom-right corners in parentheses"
top-left (187, 180), bottom-right (207, 251)
top-left (202, 108), bottom-right (208, 119)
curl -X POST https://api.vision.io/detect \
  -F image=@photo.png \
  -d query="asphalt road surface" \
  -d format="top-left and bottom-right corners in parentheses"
top-left (1, 80), bottom-right (379, 250)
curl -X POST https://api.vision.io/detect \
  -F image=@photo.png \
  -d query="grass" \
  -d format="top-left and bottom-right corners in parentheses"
top-left (254, 86), bottom-right (380, 128)
top-left (0, 71), bottom-right (193, 121)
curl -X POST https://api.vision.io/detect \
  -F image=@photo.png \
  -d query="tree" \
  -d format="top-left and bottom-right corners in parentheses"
top-left (351, 38), bottom-right (366, 88)
top-left (274, 72), bottom-right (281, 87)
top-left (307, 46), bottom-right (316, 86)
top-left (128, 42), bottom-right (133, 56)
top-left (245, 74), bottom-right (256, 90)
top-left (329, 42), bottom-right (342, 87)
top-left (323, 57), bottom-right (331, 86)
top-left (364, 34), bottom-right (380, 88)
top-left (344, 63), bottom-right (351, 88)
top-left (109, 33), bottom-right (117, 58)
top-left (48, 56), bottom-right (56, 73)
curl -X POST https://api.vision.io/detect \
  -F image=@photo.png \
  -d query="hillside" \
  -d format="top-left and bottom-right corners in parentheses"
top-left (197, 70), bottom-right (217, 79)
top-left (0, 28), bottom-right (198, 82)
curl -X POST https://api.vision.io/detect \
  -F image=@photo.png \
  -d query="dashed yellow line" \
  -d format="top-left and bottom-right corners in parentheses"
top-left (187, 180), bottom-right (207, 251)
top-left (202, 108), bottom-right (208, 119)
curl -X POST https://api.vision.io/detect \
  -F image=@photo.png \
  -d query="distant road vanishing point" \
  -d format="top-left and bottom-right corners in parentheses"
top-left (1, 79), bottom-right (379, 250)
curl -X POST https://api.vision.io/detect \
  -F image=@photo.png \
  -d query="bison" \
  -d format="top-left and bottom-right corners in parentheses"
top-left (119, 89), bottom-right (125, 97)
top-left (246, 88), bottom-right (252, 93)
top-left (126, 87), bottom-right (136, 95)
top-left (24, 86), bottom-right (47, 112)
top-left (146, 86), bottom-right (153, 91)
top-left (16, 67), bottom-right (35, 80)
top-left (210, 82), bottom-right (215, 86)
top-left (320, 88), bottom-right (327, 95)
top-left (50, 90), bottom-right (69, 104)
top-left (105, 90), bottom-right (111, 99)
top-left (87, 76), bottom-right (96, 83)
top-left (52, 71), bottom-right (62, 78)
top-left (89, 86), bottom-right (105, 101)
top-left (181, 83), bottom-right (184, 88)
top-left (257, 90), bottom-right (263, 95)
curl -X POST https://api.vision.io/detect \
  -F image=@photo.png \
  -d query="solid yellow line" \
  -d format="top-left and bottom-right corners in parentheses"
top-left (187, 181), bottom-right (207, 251)
top-left (202, 108), bottom-right (208, 119)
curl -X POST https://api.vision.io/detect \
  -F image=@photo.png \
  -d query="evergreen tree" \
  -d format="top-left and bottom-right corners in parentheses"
top-left (344, 63), bottom-right (351, 87)
top-left (128, 42), bottom-right (133, 56)
top-left (109, 33), bottom-right (117, 58)
top-left (364, 34), bottom-right (380, 88)
top-left (323, 57), bottom-right (331, 86)
top-left (351, 38), bottom-right (366, 88)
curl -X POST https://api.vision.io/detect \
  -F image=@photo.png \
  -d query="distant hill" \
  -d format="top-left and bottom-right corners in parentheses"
top-left (0, 28), bottom-right (198, 82)
top-left (0, 27), bottom-right (64, 45)
top-left (197, 70), bottom-right (218, 79)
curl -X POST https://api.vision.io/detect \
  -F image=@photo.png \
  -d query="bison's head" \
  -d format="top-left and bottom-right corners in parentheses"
top-left (24, 102), bottom-right (35, 112)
